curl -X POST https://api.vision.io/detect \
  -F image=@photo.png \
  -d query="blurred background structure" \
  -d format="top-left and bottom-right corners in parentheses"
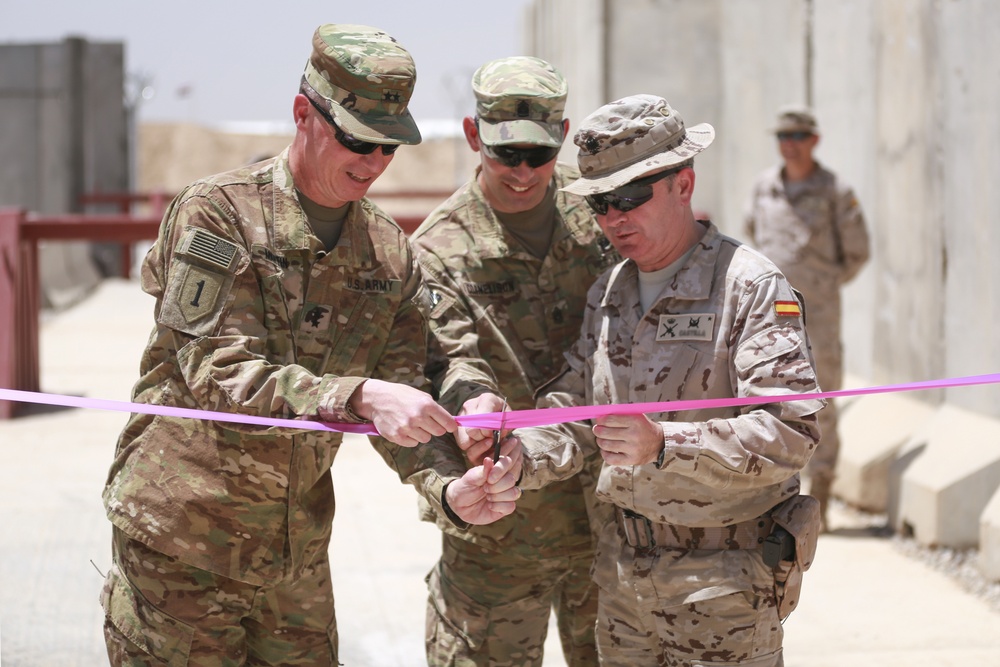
top-left (2, 0), bottom-right (1000, 663)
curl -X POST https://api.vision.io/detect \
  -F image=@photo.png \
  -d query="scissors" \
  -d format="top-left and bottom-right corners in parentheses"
top-left (491, 397), bottom-right (509, 463)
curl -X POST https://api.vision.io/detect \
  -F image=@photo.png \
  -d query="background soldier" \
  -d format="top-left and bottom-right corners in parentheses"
top-left (517, 94), bottom-right (825, 666)
top-left (410, 56), bottom-right (618, 666)
top-left (99, 24), bottom-right (519, 666)
top-left (743, 105), bottom-right (871, 530)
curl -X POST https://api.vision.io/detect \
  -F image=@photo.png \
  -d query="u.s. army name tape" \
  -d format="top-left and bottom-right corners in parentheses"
top-left (3, 372), bottom-right (1000, 435)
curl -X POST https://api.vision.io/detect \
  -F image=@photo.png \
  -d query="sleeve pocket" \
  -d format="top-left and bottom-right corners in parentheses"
top-left (733, 326), bottom-right (802, 375)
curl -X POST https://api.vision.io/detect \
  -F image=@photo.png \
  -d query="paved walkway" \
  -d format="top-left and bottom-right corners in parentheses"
top-left (2, 278), bottom-right (1000, 666)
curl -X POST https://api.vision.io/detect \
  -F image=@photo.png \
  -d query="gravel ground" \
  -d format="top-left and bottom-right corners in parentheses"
top-left (833, 499), bottom-right (1000, 613)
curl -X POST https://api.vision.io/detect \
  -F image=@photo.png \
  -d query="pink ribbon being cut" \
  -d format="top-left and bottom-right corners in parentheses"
top-left (3, 372), bottom-right (1000, 436)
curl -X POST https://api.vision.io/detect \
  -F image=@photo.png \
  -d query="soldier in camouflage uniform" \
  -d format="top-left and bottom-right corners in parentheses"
top-left (515, 95), bottom-right (826, 666)
top-left (409, 57), bottom-right (618, 666)
top-left (98, 24), bottom-right (520, 666)
top-left (743, 106), bottom-right (871, 531)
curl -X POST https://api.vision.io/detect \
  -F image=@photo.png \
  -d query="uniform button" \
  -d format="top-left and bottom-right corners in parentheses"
top-left (552, 308), bottom-right (563, 324)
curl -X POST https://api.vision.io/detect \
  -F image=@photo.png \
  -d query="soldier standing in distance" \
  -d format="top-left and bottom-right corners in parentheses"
top-left (99, 24), bottom-right (520, 666)
top-left (743, 105), bottom-right (871, 531)
top-left (410, 56), bottom-right (618, 666)
top-left (515, 94), bottom-right (825, 666)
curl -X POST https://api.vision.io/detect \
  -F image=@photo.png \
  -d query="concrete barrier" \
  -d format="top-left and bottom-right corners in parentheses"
top-left (833, 392), bottom-right (936, 513)
top-left (980, 486), bottom-right (1000, 581)
top-left (892, 404), bottom-right (1000, 548)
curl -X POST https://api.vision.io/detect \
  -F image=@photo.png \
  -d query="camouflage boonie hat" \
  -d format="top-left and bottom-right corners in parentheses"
top-left (562, 94), bottom-right (714, 196)
top-left (774, 105), bottom-right (818, 134)
top-left (301, 24), bottom-right (421, 145)
top-left (472, 56), bottom-right (567, 147)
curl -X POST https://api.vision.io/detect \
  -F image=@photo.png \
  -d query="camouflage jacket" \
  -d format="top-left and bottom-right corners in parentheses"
top-left (742, 161), bottom-right (870, 311)
top-left (410, 163), bottom-right (619, 555)
top-left (521, 222), bottom-right (825, 527)
top-left (103, 148), bottom-right (466, 585)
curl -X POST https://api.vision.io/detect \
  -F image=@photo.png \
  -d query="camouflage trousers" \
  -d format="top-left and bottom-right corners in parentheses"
top-left (594, 526), bottom-right (784, 666)
top-left (425, 533), bottom-right (598, 667)
top-left (101, 528), bottom-right (338, 666)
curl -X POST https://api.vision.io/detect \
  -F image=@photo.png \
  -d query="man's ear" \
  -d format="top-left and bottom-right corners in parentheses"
top-left (463, 116), bottom-right (481, 152)
top-left (675, 167), bottom-right (696, 205)
top-left (292, 94), bottom-right (310, 128)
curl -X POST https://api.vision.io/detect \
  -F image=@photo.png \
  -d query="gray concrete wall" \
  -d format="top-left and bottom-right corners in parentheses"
top-left (525, 0), bottom-right (606, 165)
top-left (0, 37), bottom-right (127, 213)
top-left (936, 0), bottom-right (1000, 414)
top-left (526, 0), bottom-right (1000, 416)
top-left (0, 37), bottom-right (128, 304)
top-left (808, 0), bottom-right (878, 380)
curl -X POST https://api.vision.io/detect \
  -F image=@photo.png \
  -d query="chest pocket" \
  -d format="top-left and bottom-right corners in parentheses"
top-left (331, 296), bottom-right (389, 375)
top-left (250, 249), bottom-right (296, 363)
top-left (309, 280), bottom-right (399, 377)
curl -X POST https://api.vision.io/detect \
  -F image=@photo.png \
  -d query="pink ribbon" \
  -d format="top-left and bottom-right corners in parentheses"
top-left (3, 372), bottom-right (999, 435)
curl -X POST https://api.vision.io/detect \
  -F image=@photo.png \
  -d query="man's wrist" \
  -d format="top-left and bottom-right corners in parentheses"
top-left (440, 482), bottom-right (470, 530)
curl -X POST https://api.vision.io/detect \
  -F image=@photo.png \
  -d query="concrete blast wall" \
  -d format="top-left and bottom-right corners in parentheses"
top-left (0, 37), bottom-right (128, 214)
top-left (526, 0), bottom-right (1000, 420)
top-left (0, 37), bottom-right (129, 303)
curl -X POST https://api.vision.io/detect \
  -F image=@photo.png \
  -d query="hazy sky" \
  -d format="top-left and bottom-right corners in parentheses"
top-left (2, 1), bottom-right (534, 130)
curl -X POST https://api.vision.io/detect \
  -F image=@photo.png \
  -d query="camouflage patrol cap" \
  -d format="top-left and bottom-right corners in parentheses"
top-left (562, 94), bottom-right (714, 195)
top-left (774, 105), bottom-right (818, 134)
top-left (301, 24), bottom-right (421, 145)
top-left (472, 56), bottom-right (567, 147)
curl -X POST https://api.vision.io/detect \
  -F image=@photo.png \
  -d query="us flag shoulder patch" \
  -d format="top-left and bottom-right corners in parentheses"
top-left (774, 300), bottom-right (802, 317)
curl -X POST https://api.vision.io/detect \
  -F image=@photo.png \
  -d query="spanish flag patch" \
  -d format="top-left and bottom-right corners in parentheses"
top-left (774, 301), bottom-right (802, 317)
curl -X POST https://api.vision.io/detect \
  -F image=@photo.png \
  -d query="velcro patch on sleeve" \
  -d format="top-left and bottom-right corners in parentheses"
top-left (774, 300), bottom-right (802, 317)
top-left (178, 228), bottom-right (240, 272)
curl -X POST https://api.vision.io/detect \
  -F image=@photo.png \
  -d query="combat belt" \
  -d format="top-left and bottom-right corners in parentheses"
top-left (616, 507), bottom-right (794, 565)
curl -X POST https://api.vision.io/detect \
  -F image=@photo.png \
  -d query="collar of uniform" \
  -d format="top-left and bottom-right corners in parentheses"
top-left (270, 148), bottom-right (313, 251)
top-left (551, 163), bottom-right (602, 249)
top-left (270, 148), bottom-right (373, 268)
top-left (600, 221), bottom-right (720, 310)
top-left (465, 163), bottom-right (597, 261)
top-left (466, 167), bottom-right (517, 261)
top-left (774, 159), bottom-right (830, 193)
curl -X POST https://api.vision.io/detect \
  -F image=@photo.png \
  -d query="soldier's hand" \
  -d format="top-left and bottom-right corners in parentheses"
top-left (592, 414), bottom-right (664, 466)
top-left (445, 456), bottom-right (522, 525)
top-left (463, 432), bottom-right (523, 477)
top-left (456, 393), bottom-right (511, 464)
top-left (348, 379), bottom-right (456, 447)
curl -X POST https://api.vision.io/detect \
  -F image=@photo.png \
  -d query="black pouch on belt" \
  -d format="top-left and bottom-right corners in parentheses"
top-left (766, 494), bottom-right (821, 620)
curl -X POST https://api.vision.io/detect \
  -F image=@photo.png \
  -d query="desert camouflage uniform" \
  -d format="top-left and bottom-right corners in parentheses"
top-left (743, 163), bottom-right (870, 502)
top-left (100, 149), bottom-right (466, 666)
top-left (411, 163), bottom-right (618, 666)
top-left (520, 222), bottom-right (824, 666)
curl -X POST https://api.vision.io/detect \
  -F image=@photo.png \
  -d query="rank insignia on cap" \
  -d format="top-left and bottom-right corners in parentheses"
top-left (774, 301), bottom-right (802, 317)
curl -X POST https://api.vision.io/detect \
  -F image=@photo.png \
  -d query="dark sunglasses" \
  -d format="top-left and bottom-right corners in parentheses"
top-left (776, 131), bottom-right (813, 142)
top-left (304, 94), bottom-right (399, 156)
top-left (480, 143), bottom-right (560, 168)
top-left (584, 167), bottom-right (680, 216)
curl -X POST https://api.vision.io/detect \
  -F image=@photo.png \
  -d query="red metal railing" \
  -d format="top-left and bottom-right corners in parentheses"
top-left (78, 190), bottom-right (173, 278)
top-left (0, 209), bottom-right (162, 418)
top-left (0, 189), bottom-right (451, 418)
